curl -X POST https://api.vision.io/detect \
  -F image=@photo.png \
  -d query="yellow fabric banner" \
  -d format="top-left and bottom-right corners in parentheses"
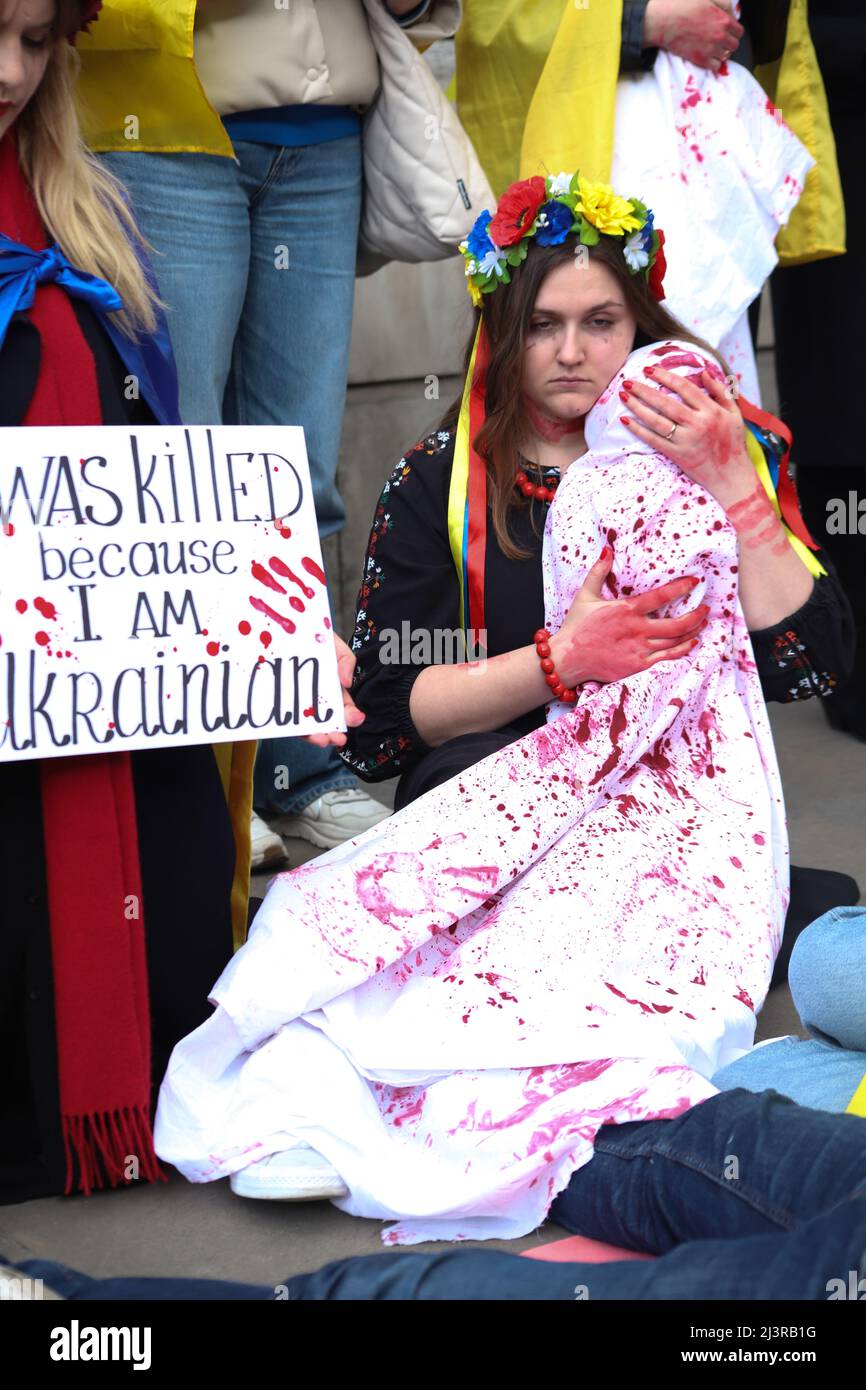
top-left (847, 1069), bottom-right (866, 1118)
top-left (75, 0), bottom-right (233, 156)
top-left (755, 0), bottom-right (846, 265)
top-left (212, 740), bottom-right (257, 951)
top-left (456, 0), bottom-right (622, 199)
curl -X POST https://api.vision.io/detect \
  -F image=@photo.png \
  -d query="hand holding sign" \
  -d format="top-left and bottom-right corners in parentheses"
top-left (304, 634), bottom-right (367, 749)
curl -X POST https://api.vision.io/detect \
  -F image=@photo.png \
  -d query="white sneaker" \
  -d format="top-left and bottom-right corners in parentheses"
top-left (273, 787), bottom-right (390, 850)
top-left (230, 1142), bottom-right (348, 1201)
top-left (250, 812), bottom-right (288, 871)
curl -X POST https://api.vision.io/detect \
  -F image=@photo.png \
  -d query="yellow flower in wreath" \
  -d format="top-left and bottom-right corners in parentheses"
top-left (576, 178), bottom-right (642, 238)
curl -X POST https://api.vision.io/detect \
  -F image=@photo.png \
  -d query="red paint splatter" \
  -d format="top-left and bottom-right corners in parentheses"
top-left (303, 706), bottom-right (316, 718)
top-left (238, 620), bottom-right (251, 635)
top-left (589, 686), bottom-right (628, 786)
top-left (259, 631), bottom-right (272, 649)
top-left (604, 982), bottom-right (654, 1015)
top-left (324, 617), bottom-right (332, 630)
top-left (35, 631), bottom-right (50, 646)
top-left (249, 595), bottom-right (296, 635)
top-left (252, 561), bottom-right (287, 595)
top-left (301, 556), bottom-right (326, 585)
top-left (289, 596), bottom-right (305, 612)
top-left (268, 556), bottom-right (315, 599)
top-left (15, 599), bottom-right (27, 613)
top-left (35, 597), bottom-right (57, 620)
top-left (3, 523), bottom-right (13, 537)
top-left (206, 641), bottom-right (220, 656)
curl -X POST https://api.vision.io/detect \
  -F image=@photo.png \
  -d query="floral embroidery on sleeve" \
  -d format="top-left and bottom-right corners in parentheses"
top-left (351, 430), bottom-right (452, 657)
top-left (771, 628), bottom-right (838, 702)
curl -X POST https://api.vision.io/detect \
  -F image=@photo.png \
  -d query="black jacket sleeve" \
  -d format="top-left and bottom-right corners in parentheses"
top-left (750, 551), bottom-right (857, 703)
top-left (339, 430), bottom-right (462, 782)
top-left (620, 0), bottom-right (655, 72)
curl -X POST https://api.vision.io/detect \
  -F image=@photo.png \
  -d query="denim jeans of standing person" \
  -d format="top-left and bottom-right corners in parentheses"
top-left (713, 906), bottom-right (866, 1112)
top-left (102, 138), bottom-right (361, 812)
top-left (285, 1088), bottom-right (866, 1299)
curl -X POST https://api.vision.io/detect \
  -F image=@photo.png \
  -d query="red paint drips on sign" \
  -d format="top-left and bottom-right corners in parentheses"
top-left (268, 556), bottom-right (315, 598)
top-left (252, 561), bottom-right (287, 595)
top-left (301, 556), bottom-right (326, 585)
top-left (249, 596), bottom-right (296, 635)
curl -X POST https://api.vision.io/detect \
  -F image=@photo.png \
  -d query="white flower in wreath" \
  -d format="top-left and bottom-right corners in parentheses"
top-left (479, 245), bottom-right (508, 278)
top-left (623, 231), bottom-right (650, 271)
top-left (548, 171), bottom-right (573, 197)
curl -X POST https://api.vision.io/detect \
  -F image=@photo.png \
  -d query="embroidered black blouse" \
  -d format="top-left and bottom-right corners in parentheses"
top-left (340, 429), bottom-right (856, 783)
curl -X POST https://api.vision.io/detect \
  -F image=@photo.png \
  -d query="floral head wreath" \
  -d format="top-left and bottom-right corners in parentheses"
top-left (459, 171), bottom-right (667, 306)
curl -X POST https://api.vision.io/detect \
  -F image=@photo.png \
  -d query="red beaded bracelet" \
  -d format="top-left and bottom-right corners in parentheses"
top-left (533, 628), bottom-right (577, 703)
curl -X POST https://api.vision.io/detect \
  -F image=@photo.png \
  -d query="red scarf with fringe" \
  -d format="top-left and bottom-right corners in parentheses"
top-left (1, 130), bottom-right (162, 1194)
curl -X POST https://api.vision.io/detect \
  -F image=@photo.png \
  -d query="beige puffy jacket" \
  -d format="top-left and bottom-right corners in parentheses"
top-left (193, 0), bottom-right (457, 116)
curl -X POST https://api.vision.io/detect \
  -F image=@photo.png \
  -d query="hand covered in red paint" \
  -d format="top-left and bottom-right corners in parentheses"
top-left (305, 633), bottom-right (366, 747)
top-left (643, 0), bottom-right (743, 73)
top-left (549, 548), bottom-right (708, 687)
top-left (621, 365), bottom-right (755, 513)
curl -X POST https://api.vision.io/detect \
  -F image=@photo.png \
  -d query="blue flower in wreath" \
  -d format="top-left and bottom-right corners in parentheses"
top-left (638, 207), bottom-right (655, 254)
top-left (466, 209), bottom-right (495, 261)
top-left (535, 199), bottom-right (573, 246)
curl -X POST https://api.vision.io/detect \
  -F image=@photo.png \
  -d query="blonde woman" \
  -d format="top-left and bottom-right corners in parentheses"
top-left (0, 0), bottom-right (240, 1202)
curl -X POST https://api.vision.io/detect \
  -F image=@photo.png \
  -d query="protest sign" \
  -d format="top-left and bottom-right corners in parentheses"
top-left (0, 425), bottom-right (344, 761)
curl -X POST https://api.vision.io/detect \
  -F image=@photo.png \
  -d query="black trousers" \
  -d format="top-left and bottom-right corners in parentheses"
top-left (396, 729), bottom-right (860, 992)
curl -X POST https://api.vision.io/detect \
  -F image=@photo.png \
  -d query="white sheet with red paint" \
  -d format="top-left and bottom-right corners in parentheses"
top-left (155, 342), bottom-right (788, 1245)
top-left (611, 42), bottom-right (814, 401)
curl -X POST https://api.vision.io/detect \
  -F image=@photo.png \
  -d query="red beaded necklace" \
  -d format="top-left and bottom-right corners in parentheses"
top-left (515, 465), bottom-right (559, 504)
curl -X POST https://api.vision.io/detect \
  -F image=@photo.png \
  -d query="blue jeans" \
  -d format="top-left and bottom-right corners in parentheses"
top-left (286, 1089), bottom-right (866, 1299)
top-left (102, 138), bottom-right (362, 808)
top-left (254, 727), bottom-right (354, 818)
top-left (713, 907), bottom-right (866, 1111)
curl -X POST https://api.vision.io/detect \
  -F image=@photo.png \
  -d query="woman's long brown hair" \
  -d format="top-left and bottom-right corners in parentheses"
top-left (439, 237), bottom-right (726, 560)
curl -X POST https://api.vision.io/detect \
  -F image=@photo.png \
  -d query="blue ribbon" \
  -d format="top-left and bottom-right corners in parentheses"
top-left (0, 234), bottom-right (123, 351)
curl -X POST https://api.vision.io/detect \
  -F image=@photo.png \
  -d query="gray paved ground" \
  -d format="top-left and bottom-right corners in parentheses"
top-left (2, 700), bottom-right (862, 1288)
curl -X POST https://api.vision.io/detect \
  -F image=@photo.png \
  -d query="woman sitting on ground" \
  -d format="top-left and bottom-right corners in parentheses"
top-left (156, 174), bottom-right (865, 1265)
top-left (339, 182), bottom-right (857, 976)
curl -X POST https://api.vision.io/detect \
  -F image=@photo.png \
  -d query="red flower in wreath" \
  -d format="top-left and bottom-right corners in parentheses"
top-left (488, 176), bottom-right (547, 247)
top-left (648, 228), bottom-right (667, 300)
